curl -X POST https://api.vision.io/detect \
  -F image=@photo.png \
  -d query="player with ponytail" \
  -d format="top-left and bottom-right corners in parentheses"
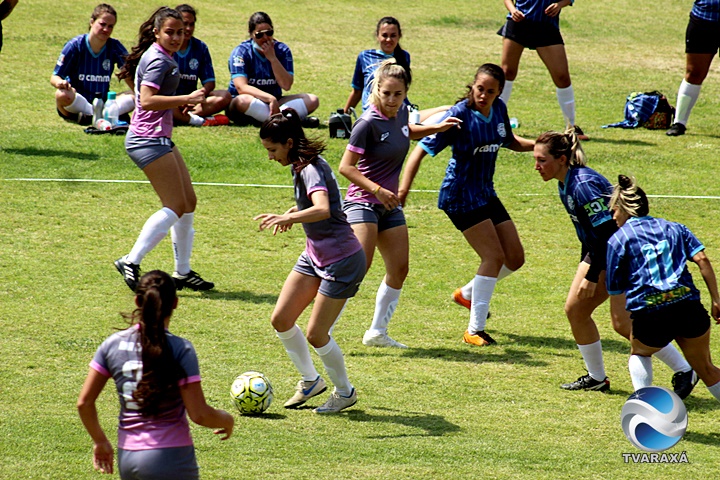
top-left (607, 176), bottom-right (720, 400)
top-left (534, 131), bottom-right (696, 396)
top-left (78, 271), bottom-right (233, 478)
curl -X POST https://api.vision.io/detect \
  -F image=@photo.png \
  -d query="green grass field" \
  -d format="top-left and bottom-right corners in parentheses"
top-left (2, 0), bottom-right (720, 478)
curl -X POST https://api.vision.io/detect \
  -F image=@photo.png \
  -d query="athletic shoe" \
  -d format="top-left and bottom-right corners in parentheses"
top-left (202, 114), bottom-right (230, 127)
top-left (672, 370), bottom-right (699, 400)
top-left (560, 373), bottom-right (610, 392)
top-left (114, 257), bottom-right (140, 292)
top-left (666, 123), bottom-right (686, 136)
top-left (462, 330), bottom-right (496, 346)
top-left (172, 270), bottom-right (215, 291)
top-left (573, 125), bottom-right (590, 141)
top-left (301, 116), bottom-right (320, 128)
top-left (313, 388), bottom-right (357, 414)
top-left (452, 288), bottom-right (471, 310)
top-left (284, 376), bottom-right (327, 409)
top-left (362, 331), bottom-right (408, 348)
top-left (92, 98), bottom-right (104, 127)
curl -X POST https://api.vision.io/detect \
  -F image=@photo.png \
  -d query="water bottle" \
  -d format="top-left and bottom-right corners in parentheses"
top-left (95, 119), bottom-right (112, 130)
top-left (104, 91), bottom-right (119, 126)
top-left (509, 117), bottom-right (519, 129)
top-left (409, 104), bottom-right (421, 124)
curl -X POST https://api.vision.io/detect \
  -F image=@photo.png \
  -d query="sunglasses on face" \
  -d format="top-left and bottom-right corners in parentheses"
top-left (254, 29), bottom-right (274, 39)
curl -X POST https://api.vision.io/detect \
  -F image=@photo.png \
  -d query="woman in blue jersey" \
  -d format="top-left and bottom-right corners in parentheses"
top-left (339, 59), bottom-right (461, 349)
top-left (78, 271), bottom-right (234, 479)
top-left (400, 63), bottom-right (534, 347)
top-left (497, 0), bottom-right (588, 139)
top-left (255, 109), bottom-right (365, 414)
top-left (606, 175), bottom-right (720, 400)
top-left (666, 0), bottom-right (720, 136)
top-left (227, 11), bottom-right (319, 126)
top-left (172, 4), bottom-right (230, 127)
top-left (343, 16), bottom-right (449, 122)
top-left (51, 4), bottom-right (135, 126)
top-left (534, 131), bottom-right (696, 397)
top-left (113, 7), bottom-right (214, 293)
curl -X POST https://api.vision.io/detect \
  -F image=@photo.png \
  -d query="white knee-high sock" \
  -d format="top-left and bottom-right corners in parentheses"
top-left (127, 207), bottom-right (179, 265)
top-left (171, 212), bottom-right (195, 275)
top-left (707, 381), bottom-right (720, 402)
top-left (499, 80), bottom-right (514, 107)
top-left (65, 93), bottom-right (93, 115)
top-left (556, 85), bottom-right (576, 126)
top-left (578, 340), bottom-right (606, 381)
top-left (629, 354), bottom-right (653, 391)
top-left (460, 266), bottom-right (513, 300)
top-left (468, 275), bottom-right (497, 333)
top-left (116, 94), bottom-right (135, 115)
top-left (276, 325), bottom-right (319, 382)
top-left (675, 79), bottom-right (701, 126)
top-left (654, 344), bottom-right (691, 374)
top-left (368, 281), bottom-right (401, 335)
top-left (244, 98), bottom-right (271, 122)
top-left (315, 337), bottom-right (352, 396)
top-left (280, 98), bottom-right (309, 118)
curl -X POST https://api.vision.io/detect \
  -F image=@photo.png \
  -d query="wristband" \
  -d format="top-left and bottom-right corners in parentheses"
top-left (372, 184), bottom-right (381, 195)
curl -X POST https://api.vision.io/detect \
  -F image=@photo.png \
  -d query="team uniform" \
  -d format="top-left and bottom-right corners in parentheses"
top-left (173, 37), bottom-right (215, 96)
top-left (418, 99), bottom-right (514, 231)
top-left (292, 157), bottom-right (365, 299)
top-left (686, 0), bottom-right (720, 54)
top-left (53, 34), bottom-right (128, 122)
top-left (125, 43), bottom-right (180, 169)
top-left (350, 49), bottom-right (412, 111)
top-left (606, 216), bottom-right (710, 348)
top-left (558, 166), bottom-right (617, 282)
top-left (227, 39), bottom-right (293, 99)
top-left (343, 104), bottom-right (410, 230)
top-left (90, 325), bottom-right (201, 480)
top-left (497, 0), bottom-right (565, 49)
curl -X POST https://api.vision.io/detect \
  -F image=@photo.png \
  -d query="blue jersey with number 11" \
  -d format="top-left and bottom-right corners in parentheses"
top-left (606, 216), bottom-right (704, 312)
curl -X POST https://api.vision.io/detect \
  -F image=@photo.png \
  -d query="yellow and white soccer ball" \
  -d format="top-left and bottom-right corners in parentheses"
top-left (230, 371), bottom-right (273, 414)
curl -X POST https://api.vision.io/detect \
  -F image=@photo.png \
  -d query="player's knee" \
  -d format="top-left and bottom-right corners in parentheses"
top-left (270, 315), bottom-right (293, 333)
top-left (306, 94), bottom-right (319, 113)
top-left (55, 88), bottom-right (73, 106)
top-left (305, 329), bottom-right (328, 349)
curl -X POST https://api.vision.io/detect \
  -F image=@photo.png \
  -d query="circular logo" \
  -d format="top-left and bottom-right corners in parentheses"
top-left (189, 58), bottom-right (199, 70)
top-left (621, 386), bottom-right (687, 452)
top-left (103, 59), bottom-right (111, 71)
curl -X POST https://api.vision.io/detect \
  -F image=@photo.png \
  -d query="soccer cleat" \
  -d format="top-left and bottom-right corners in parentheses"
top-left (573, 125), bottom-right (590, 141)
top-left (462, 330), bottom-right (496, 346)
top-left (672, 370), bottom-right (699, 400)
top-left (92, 98), bottom-right (104, 128)
top-left (560, 373), bottom-right (610, 392)
top-left (202, 114), bottom-right (230, 127)
top-left (284, 376), bottom-right (327, 409)
top-left (313, 388), bottom-right (357, 414)
top-left (172, 270), bottom-right (215, 291)
top-left (114, 257), bottom-right (140, 292)
top-left (452, 288), bottom-right (471, 310)
top-left (362, 331), bottom-right (408, 348)
top-left (666, 122), bottom-right (686, 136)
top-left (301, 116), bottom-right (320, 128)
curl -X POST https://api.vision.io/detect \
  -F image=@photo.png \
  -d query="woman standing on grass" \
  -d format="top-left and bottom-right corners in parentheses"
top-left (255, 109), bottom-right (365, 414)
top-left (606, 175), bottom-right (720, 400)
top-left (343, 16), bottom-right (449, 122)
top-left (497, 0), bottom-right (588, 139)
top-left (339, 59), bottom-right (461, 349)
top-left (534, 131), bottom-right (696, 397)
top-left (77, 270), bottom-right (234, 479)
top-left (114, 6), bottom-right (214, 293)
top-left (399, 63), bottom-right (534, 347)
top-left (51, 3), bottom-right (135, 126)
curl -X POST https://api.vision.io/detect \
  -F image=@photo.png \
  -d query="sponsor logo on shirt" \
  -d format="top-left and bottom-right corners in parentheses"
top-left (380, 132), bottom-right (390, 142)
top-left (232, 55), bottom-right (244, 67)
top-left (172, 68), bottom-right (179, 76)
top-left (473, 144), bottom-right (500, 155)
top-left (57, 54), bottom-right (65, 67)
top-left (252, 78), bottom-right (277, 87)
top-left (78, 74), bottom-right (111, 83)
top-left (498, 122), bottom-right (507, 137)
top-left (567, 196), bottom-right (575, 211)
top-left (189, 58), bottom-right (199, 70)
top-left (102, 59), bottom-right (112, 71)
top-left (180, 73), bottom-right (198, 81)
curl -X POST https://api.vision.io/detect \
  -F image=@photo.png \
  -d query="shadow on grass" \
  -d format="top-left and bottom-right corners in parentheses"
top-left (582, 137), bottom-right (655, 147)
top-left (189, 289), bottom-right (278, 304)
top-left (350, 346), bottom-right (548, 367)
top-left (346, 407), bottom-right (460, 438)
top-left (239, 412), bottom-right (287, 421)
top-left (502, 332), bottom-right (630, 354)
top-left (682, 430), bottom-right (720, 446)
top-left (2, 147), bottom-right (101, 161)
top-left (683, 395), bottom-right (720, 415)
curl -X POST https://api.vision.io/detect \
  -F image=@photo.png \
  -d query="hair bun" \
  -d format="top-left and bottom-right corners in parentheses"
top-left (617, 174), bottom-right (632, 188)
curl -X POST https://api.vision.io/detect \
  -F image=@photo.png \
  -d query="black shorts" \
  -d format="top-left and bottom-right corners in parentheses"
top-left (497, 19), bottom-right (564, 50)
top-left (445, 197), bottom-right (512, 232)
top-left (686, 14), bottom-right (720, 55)
top-left (57, 107), bottom-right (92, 126)
top-left (631, 299), bottom-right (710, 348)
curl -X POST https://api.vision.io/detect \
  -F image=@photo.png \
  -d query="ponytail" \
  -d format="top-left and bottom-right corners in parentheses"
top-left (535, 127), bottom-right (587, 167)
top-left (609, 175), bottom-right (650, 218)
top-left (259, 108), bottom-right (326, 171)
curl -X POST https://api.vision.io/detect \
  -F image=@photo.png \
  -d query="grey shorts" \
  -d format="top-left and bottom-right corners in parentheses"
top-left (292, 249), bottom-right (366, 299)
top-left (125, 130), bottom-right (175, 169)
top-left (343, 201), bottom-right (406, 232)
top-left (118, 446), bottom-right (198, 480)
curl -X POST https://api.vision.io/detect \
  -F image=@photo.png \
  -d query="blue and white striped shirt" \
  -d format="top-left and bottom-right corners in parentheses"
top-left (173, 37), bottom-right (215, 96)
top-left (228, 39), bottom-right (293, 99)
top-left (351, 49), bottom-right (412, 111)
top-left (507, 0), bottom-right (564, 27)
top-left (691, 0), bottom-right (720, 22)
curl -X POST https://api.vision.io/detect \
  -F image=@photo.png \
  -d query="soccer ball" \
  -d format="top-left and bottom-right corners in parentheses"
top-left (231, 371), bottom-right (273, 414)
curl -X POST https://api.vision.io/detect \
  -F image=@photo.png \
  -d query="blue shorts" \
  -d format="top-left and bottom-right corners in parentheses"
top-left (497, 19), bottom-right (564, 50)
top-left (125, 131), bottom-right (175, 169)
top-left (118, 446), bottom-right (198, 480)
top-left (343, 201), bottom-right (406, 232)
top-left (445, 196), bottom-right (512, 232)
top-left (292, 249), bottom-right (366, 299)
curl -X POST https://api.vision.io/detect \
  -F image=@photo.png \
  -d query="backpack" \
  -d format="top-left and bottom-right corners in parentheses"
top-left (602, 91), bottom-right (675, 129)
